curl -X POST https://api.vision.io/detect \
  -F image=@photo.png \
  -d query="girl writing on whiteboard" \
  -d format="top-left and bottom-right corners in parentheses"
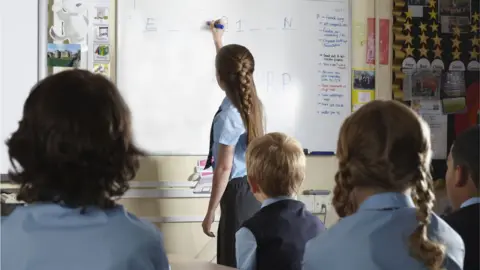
top-left (201, 19), bottom-right (264, 267)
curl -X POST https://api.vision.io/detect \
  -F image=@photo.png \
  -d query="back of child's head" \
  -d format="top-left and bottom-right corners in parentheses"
top-left (332, 100), bottom-right (445, 269)
top-left (7, 69), bottom-right (143, 209)
top-left (451, 125), bottom-right (480, 190)
top-left (246, 132), bottom-right (305, 197)
top-left (215, 44), bottom-right (264, 144)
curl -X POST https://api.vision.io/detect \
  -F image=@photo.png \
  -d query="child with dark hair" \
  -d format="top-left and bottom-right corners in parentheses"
top-left (444, 125), bottom-right (480, 270)
top-left (1, 70), bottom-right (169, 270)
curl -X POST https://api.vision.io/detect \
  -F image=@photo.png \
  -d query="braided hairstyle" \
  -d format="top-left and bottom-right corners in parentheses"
top-left (333, 100), bottom-right (445, 269)
top-left (215, 44), bottom-right (264, 144)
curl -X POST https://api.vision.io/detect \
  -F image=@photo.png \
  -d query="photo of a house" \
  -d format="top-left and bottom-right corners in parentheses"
top-left (47, 43), bottom-right (81, 67)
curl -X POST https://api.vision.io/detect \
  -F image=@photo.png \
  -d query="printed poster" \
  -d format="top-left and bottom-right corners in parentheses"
top-left (93, 44), bottom-right (110, 61)
top-left (439, 0), bottom-right (471, 33)
top-left (93, 6), bottom-right (109, 24)
top-left (408, 0), bottom-right (430, 18)
top-left (93, 63), bottom-right (110, 77)
top-left (352, 69), bottom-right (375, 112)
top-left (366, 18), bottom-right (375, 65)
top-left (379, 19), bottom-right (390, 65)
top-left (411, 100), bottom-right (448, 159)
top-left (95, 25), bottom-right (109, 42)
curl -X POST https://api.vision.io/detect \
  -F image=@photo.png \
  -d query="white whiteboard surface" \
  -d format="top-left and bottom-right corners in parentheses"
top-left (117, 0), bottom-right (351, 155)
top-left (0, 1), bottom-right (39, 174)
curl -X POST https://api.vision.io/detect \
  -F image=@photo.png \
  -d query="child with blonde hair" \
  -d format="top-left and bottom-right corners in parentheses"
top-left (236, 132), bottom-right (325, 270)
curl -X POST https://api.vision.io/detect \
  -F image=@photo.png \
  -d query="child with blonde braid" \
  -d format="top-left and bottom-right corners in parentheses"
top-left (201, 20), bottom-right (264, 267)
top-left (303, 100), bottom-right (465, 270)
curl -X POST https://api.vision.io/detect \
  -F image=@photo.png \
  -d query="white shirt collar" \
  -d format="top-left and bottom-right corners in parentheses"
top-left (460, 197), bottom-right (480, 208)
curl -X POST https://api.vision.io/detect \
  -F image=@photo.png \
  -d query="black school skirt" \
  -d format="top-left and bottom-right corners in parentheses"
top-left (217, 176), bottom-right (261, 267)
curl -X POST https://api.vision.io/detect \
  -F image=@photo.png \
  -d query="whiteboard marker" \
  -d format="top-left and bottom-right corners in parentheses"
top-left (206, 21), bottom-right (224, 29)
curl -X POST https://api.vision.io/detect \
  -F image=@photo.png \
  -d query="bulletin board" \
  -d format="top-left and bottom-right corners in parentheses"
top-left (391, 0), bottom-right (479, 179)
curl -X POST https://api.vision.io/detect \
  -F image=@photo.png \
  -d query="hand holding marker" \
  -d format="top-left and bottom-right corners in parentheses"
top-left (207, 18), bottom-right (226, 30)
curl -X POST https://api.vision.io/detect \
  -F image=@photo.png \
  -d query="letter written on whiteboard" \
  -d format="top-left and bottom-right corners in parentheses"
top-left (145, 18), bottom-right (157, 32)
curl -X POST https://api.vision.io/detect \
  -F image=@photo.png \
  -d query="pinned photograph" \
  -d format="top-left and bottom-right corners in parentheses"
top-left (95, 25), bottom-right (109, 41)
top-left (411, 70), bottom-right (440, 100)
top-left (93, 44), bottom-right (110, 61)
top-left (93, 63), bottom-right (110, 77)
top-left (47, 43), bottom-right (81, 67)
top-left (439, 0), bottom-right (471, 33)
top-left (353, 70), bottom-right (375, 90)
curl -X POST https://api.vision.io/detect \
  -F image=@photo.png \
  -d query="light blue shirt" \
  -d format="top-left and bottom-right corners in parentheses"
top-left (303, 192), bottom-right (465, 270)
top-left (460, 197), bottom-right (480, 208)
top-left (235, 196), bottom-right (293, 270)
top-left (212, 97), bottom-right (247, 179)
top-left (1, 203), bottom-right (170, 270)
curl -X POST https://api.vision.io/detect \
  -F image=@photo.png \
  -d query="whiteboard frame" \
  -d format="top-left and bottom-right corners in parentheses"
top-left (117, 0), bottom-right (353, 156)
top-left (0, 1), bottom-right (47, 178)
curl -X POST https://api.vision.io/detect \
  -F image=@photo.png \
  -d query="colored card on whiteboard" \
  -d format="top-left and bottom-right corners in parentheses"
top-left (366, 18), bottom-right (375, 65)
top-left (379, 19), bottom-right (390, 65)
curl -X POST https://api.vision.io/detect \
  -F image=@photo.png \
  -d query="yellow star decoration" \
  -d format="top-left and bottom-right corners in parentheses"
top-left (453, 26), bottom-right (461, 36)
top-left (404, 45), bottom-right (415, 57)
top-left (432, 34), bottom-right (442, 46)
top-left (428, 10), bottom-right (437, 20)
top-left (419, 46), bottom-right (429, 57)
top-left (471, 36), bottom-right (480, 47)
top-left (471, 48), bottom-right (479, 60)
top-left (471, 24), bottom-right (479, 34)
top-left (405, 33), bottom-right (414, 45)
top-left (452, 49), bottom-right (461, 60)
top-left (419, 22), bottom-right (428, 32)
top-left (429, 0), bottom-right (436, 8)
top-left (404, 21), bottom-right (413, 32)
top-left (430, 22), bottom-right (439, 32)
top-left (419, 32), bottom-right (429, 44)
top-left (473, 12), bottom-right (479, 22)
top-left (405, 10), bottom-right (413, 20)
top-left (452, 37), bottom-right (462, 48)
top-left (434, 47), bottom-right (442, 58)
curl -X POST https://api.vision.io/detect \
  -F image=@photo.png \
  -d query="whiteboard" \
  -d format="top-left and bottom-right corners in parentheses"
top-left (117, 0), bottom-right (351, 155)
top-left (0, 1), bottom-right (39, 174)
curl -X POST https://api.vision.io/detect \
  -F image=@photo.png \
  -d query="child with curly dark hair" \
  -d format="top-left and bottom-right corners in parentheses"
top-left (1, 70), bottom-right (169, 270)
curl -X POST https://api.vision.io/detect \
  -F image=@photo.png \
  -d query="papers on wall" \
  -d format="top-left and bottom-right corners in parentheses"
top-left (412, 100), bottom-right (448, 159)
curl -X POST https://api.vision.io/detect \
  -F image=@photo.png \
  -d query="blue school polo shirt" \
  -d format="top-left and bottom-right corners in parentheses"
top-left (1, 203), bottom-right (170, 270)
top-left (212, 97), bottom-right (247, 180)
top-left (302, 192), bottom-right (465, 270)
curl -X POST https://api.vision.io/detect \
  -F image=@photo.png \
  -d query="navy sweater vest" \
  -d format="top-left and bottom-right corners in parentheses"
top-left (242, 199), bottom-right (325, 270)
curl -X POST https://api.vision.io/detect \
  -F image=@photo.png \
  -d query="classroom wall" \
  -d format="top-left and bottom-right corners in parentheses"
top-left (112, 0), bottom-right (394, 261)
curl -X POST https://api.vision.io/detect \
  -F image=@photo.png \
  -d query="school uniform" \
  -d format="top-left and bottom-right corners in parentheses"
top-left (205, 97), bottom-right (261, 267)
top-left (236, 197), bottom-right (325, 270)
top-left (443, 197), bottom-right (480, 270)
top-left (303, 192), bottom-right (465, 270)
top-left (1, 203), bottom-right (170, 270)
